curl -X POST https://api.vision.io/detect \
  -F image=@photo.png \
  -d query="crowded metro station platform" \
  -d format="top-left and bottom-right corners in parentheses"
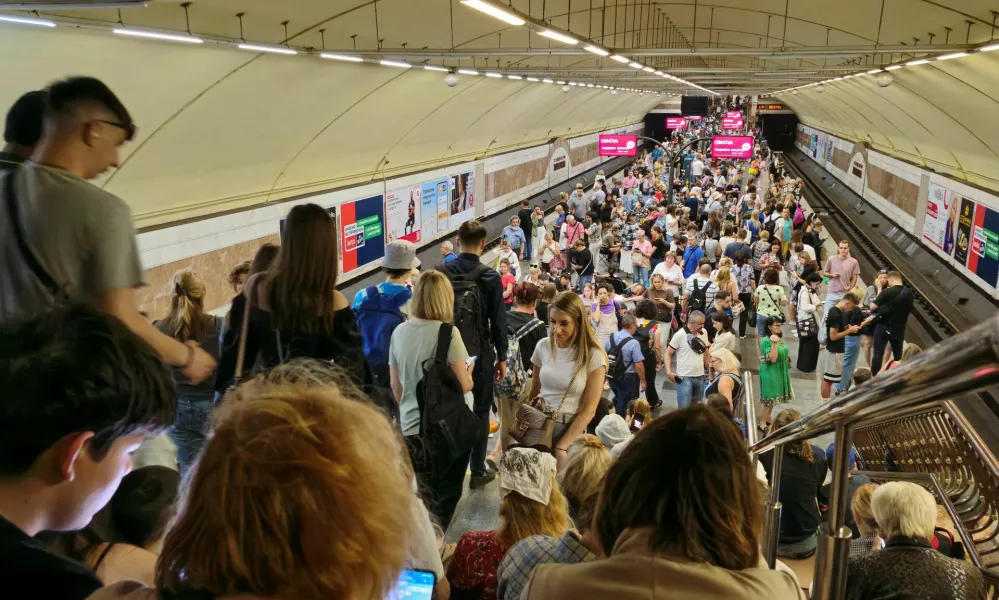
top-left (1, 2), bottom-right (998, 599)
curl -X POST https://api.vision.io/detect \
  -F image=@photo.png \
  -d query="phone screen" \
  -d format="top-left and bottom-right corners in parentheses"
top-left (385, 569), bottom-right (436, 600)
top-left (631, 415), bottom-right (645, 432)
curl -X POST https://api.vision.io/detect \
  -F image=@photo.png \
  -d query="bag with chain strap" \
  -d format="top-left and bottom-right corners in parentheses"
top-left (508, 364), bottom-right (583, 451)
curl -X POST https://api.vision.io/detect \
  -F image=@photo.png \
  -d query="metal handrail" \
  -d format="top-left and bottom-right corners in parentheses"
top-left (748, 313), bottom-right (999, 600)
top-left (743, 369), bottom-right (758, 451)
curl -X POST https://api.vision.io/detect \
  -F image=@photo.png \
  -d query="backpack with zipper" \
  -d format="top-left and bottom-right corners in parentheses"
top-left (436, 262), bottom-right (490, 358)
top-left (688, 278), bottom-right (709, 313)
top-left (605, 332), bottom-right (634, 380)
top-left (354, 285), bottom-right (407, 369)
top-left (494, 318), bottom-right (545, 400)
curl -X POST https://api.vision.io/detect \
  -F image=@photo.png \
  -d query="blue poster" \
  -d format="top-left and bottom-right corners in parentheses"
top-left (340, 194), bottom-right (385, 276)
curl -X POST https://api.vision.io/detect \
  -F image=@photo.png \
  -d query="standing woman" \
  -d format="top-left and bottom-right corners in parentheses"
top-left (631, 229), bottom-right (653, 285)
top-left (759, 316), bottom-right (794, 430)
top-left (389, 270), bottom-right (475, 527)
top-left (733, 251), bottom-right (756, 339)
top-left (539, 232), bottom-right (560, 274)
top-left (537, 282), bottom-right (558, 324)
top-left (795, 273), bottom-right (823, 373)
top-left (652, 251), bottom-right (684, 298)
top-left (530, 292), bottom-right (608, 466)
top-left (751, 230), bottom-right (771, 283)
top-left (531, 206), bottom-right (546, 260)
top-left (861, 270), bottom-right (888, 367)
top-left (156, 270), bottom-right (223, 477)
top-left (643, 273), bottom-right (676, 324)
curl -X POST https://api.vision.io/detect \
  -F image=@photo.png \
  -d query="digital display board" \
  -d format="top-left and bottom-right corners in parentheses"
top-left (711, 135), bottom-right (755, 159)
top-left (598, 134), bottom-right (638, 156)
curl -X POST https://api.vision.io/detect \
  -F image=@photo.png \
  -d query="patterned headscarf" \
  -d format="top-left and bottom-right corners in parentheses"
top-left (498, 447), bottom-right (557, 506)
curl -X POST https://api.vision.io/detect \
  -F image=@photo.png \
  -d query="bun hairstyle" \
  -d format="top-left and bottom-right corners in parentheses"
top-left (162, 270), bottom-right (213, 343)
top-left (514, 282), bottom-right (540, 307)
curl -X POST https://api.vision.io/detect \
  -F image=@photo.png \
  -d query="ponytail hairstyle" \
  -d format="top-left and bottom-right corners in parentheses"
top-left (162, 270), bottom-right (213, 343)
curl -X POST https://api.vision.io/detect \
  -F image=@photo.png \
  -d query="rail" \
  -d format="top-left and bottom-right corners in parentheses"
top-left (749, 311), bottom-right (999, 599)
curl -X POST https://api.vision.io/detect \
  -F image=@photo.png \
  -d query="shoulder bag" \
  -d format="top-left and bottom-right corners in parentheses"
top-left (762, 285), bottom-right (787, 324)
top-left (3, 168), bottom-right (69, 304)
top-left (508, 363), bottom-right (583, 451)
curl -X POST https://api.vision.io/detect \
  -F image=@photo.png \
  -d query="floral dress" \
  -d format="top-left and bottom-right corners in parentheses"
top-left (447, 530), bottom-right (507, 600)
top-left (759, 337), bottom-right (794, 406)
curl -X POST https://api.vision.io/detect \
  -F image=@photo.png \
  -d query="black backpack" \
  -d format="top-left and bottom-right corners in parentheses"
top-left (437, 262), bottom-right (490, 358)
top-left (688, 278), bottom-right (709, 313)
top-left (606, 332), bottom-right (634, 380)
top-left (412, 324), bottom-right (482, 472)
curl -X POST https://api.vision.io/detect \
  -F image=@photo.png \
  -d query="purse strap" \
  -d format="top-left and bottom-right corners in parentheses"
top-left (3, 168), bottom-right (63, 298)
top-left (232, 277), bottom-right (257, 380)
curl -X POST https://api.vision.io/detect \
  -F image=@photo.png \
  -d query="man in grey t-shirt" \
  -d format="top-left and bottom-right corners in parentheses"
top-left (0, 77), bottom-right (215, 383)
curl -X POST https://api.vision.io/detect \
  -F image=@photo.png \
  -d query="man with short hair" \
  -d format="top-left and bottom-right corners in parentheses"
top-left (690, 153), bottom-right (705, 182)
top-left (703, 290), bottom-right (732, 342)
top-left (817, 443), bottom-right (871, 539)
top-left (440, 240), bottom-right (458, 264)
top-left (1, 90), bottom-right (46, 172)
top-left (570, 238), bottom-right (595, 289)
top-left (665, 310), bottom-right (711, 408)
top-left (605, 314), bottom-right (647, 416)
top-left (517, 200), bottom-right (533, 260)
top-left (723, 228), bottom-right (751, 260)
top-left (864, 271), bottom-right (914, 375)
top-left (818, 241), bottom-right (859, 345)
top-left (0, 304), bottom-right (176, 599)
top-left (569, 184), bottom-right (590, 222)
top-left (587, 183), bottom-right (605, 218)
top-left (681, 230), bottom-right (705, 279)
top-left (0, 76), bottom-right (216, 383)
top-left (822, 292), bottom-right (860, 399)
top-left (437, 220), bottom-right (508, 488)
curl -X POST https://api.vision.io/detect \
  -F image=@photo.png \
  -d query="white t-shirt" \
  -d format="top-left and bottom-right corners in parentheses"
top-left (802, 244), bottom-right (817, 262)
top-left (531, 338), bottom-right (607, 416)
top-left (691, 160), bottom-right (704, 176)
top-left (669, 328), bottom-right (709, 377)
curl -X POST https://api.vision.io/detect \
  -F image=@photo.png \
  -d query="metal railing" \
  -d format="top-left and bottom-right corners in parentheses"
top-left (749, 313), bottom-right (999, 600)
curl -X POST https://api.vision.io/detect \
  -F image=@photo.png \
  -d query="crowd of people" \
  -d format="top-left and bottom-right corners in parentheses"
top-left (0, 79), bottom-right (978, 600)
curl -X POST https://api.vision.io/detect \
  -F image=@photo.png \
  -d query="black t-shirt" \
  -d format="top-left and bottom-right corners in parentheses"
top-left (0, 515), bottom-right (102, 600)
top-left (872, 285), bottom-right (913, 340)
top-left (599, 203), bottom-right (614, 223)
top-left (759, 448), bottom-right (828, 543)
top-left (651, 237), bottom-right (667, 260)
top-left (826, 306), bottom-right (846, 353)
top-left (844, 306), bottom-right (864, 336)
top-left (507, 310), bottom-right (547, 371)
top-left (571, 248), bottom-right (594, 275)
top-left (517, 207), bottom-right (532, 238)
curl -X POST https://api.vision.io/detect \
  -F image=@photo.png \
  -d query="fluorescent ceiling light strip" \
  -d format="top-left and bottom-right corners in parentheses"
top-left (542, 78), bottom-right (553, 83)
top-left (0, 15), bottom-right (55, 27)
top-left (239, 43), bottom-right (297, 55)
top-left (538, 29), bottom-right (578, 44)
top-left (526, 77), bottom-right (539, 82)
top-left (587, 83), bottom-right (595, 87)
top-left (556, 80), bottom-right (566, 84)
top-left (485, 71), bottom-right (503, 78)
top-left (610, 54), bottom-right (630, 63)
top-left (642, 66), bottom-right (654, 72)
top-left (981, 43), bottom-right (999, 52)
top-left (583, 44), bottom-right (609, 56)
top-left (508, 74), bottom-right (523, 79)
top-left (654, 71), bottom-right (664, 76)
top-left (424, 64), bottom-right (449, 72)
top-left (321, 52), bottom-right (363, 62)
top-left (458, 69), bottom-right (479, 75)
top-left (628, 62), bottom-right (643, 69)
top-left (380, 60), bottom-right (411, 68)
top-left (113, 28), bottom-right (202, 43)
top-left (885, 65), bottom-right (903, 70)
top-left (866, 69), bottom-right (882, 74)
top-left (906, 59), bottom-right (931, 66)
top-left (459, 0), bottom-right (526, 26)
top-left (936, 52), bottom-right (968, 61)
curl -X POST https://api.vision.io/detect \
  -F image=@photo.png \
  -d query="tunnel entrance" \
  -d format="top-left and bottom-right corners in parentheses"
top-left (758, 113), bottom-right (799, 152)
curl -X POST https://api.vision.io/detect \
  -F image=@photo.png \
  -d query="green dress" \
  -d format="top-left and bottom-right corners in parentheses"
top-left (759, 338), bottom-right (794, 406)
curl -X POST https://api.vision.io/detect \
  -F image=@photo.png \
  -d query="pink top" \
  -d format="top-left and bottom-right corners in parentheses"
top-left (622, 175), bottom-right (638, 190)
top-left (631, 239), bottom-right (654, 268)
top-left (824, 255), bottom-right (859, 294)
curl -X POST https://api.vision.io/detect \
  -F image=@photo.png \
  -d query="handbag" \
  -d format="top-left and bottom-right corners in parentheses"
top-left (797, 315), bottom-right (819, 338)
top-left (508, 365), bottom-right (582, 451)
top-left (731, 301), bottom-right (745, 317)
top-left (762, 286), bottom-right (787, 324)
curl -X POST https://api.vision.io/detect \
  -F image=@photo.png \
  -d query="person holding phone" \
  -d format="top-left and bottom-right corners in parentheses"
top-left (758, 316), bottom-right (794, 431)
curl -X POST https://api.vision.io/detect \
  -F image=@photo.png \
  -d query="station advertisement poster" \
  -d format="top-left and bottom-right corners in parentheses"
top-left (449, 170), bottom-right (475, 229)
top-left (666, 117), bottom-right (687, 129)
top-left (966, 203), bottom-right (999, 288)
top-left (809, 135), bottom-right (818, 158)
top-left (598, 134), bottom-right (638, 156)
top-left (711, 135), bottom-right (754, 159)
top-left (722, 117), bottom-right (744, 130)
top-left (340, 194), bottom-right (386, 277)
top-left (385, 184), bottom-right (422, 244)
top-left (686, 115), bottom-right (703, 121)
top-left (421, 179), bottom-right (446, 239)
top-left (953, 197), bottom-right (975, 267)
top-left (725, 111), bottom-right (742, 119)
top-left (922, 183), bottom-right (958, 255)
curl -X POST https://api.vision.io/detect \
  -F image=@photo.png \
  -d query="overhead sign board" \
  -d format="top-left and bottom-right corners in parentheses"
top-left (725, 111), bottom-right (743, 119)
top-left (598, 134), bottom-right (638, 157)
top-left (757, 103), bottom-right (786, 111)
top-left (722, 117), bottom-right (745, 130)
top-left (686, 115), bottom-right (703, 121)
top-left (666, 117), bottom-right (687, 129)
top-left (711, 135), bottom-right (754, 159)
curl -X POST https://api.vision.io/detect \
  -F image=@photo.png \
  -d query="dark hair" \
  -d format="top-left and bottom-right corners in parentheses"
top-left (764, 315), bottom-right (783, 335)
top-left (595, 405), bottom-right (762, 569)
top-left (805, 272), bottom-right (823, 285)
top-left (227, 261), bottom-right (251, 291)
top-left (383, 267), bottom-right (412, 278)
top-left (842, 292), bottom-right (860, 305)
top-left (249, 243), bottom-right (280, 276)
top-left (706, 393), bottom-right (736, 422)
top-left (111, 466), bottom-right (180, 547)
top-left (514, 282), bottom-right (540, 306)
top-left (4, 90), bottom-right (46, 146)
top-left (0, 305), bottom-right (176, 475)
top-left (634, 299), bottom-right (658, 320)
top-left (714, 290), bottom-right (731, 302)
top-left (711, 312), bottom-right (734, 334)
top-left (457, 220), bottom-right (488, 249)
top-left (267, 204), bottom-right (339, 336)
top-left (853, 368), bottom-right (873, 386)
top-left (45, 77), bottom-right (134, 141)
top-left (762, 270), bottom-right (780, 285)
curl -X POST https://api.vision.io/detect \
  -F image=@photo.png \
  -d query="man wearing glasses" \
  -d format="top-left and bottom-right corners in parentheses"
top-left (0, 76), bottom-right (216, 383)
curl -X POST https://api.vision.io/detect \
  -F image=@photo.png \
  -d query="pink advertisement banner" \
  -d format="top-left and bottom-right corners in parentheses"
top-left (711, 135), bottom-right (754, 159)
top-left (598, 134), bottom-right (638, 157)
top-left (666, 117), bottom-right (687, 129)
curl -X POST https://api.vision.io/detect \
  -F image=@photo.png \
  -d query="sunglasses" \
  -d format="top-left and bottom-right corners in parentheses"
top-left (94, 118), bottom-right (137, 142)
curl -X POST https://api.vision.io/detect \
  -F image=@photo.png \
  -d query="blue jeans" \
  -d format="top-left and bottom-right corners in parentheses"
top-left (633, 265), bottom-right (649, 284)
top-left (523, 238), bottom-right (533, 262)
top-left (577, 273), bottom-right (594, 290)
top-left (676, 375), bottom-right (706, 409)
top-left (170, 398), bottom-right (214, 477)
top-left (756, 313), bottom-right (771, 337)
top-left (818, 292), bottom-right (844, 345)
top-left (610, 373), bottom-right (640, 416)
top-left (836, 335), bottom-right (861, 393)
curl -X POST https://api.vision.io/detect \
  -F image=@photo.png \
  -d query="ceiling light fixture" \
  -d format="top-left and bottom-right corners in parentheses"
top-left (906, 59), bottom-right (931, 66)
top-left (321, 52), bottom-right (363, 62)
top-left (628, 62), bottom-right (643, 69)
top-left (113, 28), bottom-right (202, 43)
top-left (542, 78), bottom-right (554, 83)
top-left (507, 74), bottom-right (523, 79)
top-left (981, 42), bottom-right (999, 52)
top-left (556, 80), bottom-right (566, 84)
top-left (583, 44), bottom-right (610, 56)
top-left (459, 0), bottom-right (526, 26)
top-left (424, 64), bottom-right (449, 72)
top-left (586, 83), bottom-right (595, 87)
top-left (866, 69), bottom-right (882, 74)
top-left (239, 43), bottom-right (297, 55)
top-left (568, 81), bottom-right (578, 86)
top-left (936, 52), bottom-right (968, 61)
top-left (380, 60), bottom-right (411, 68)
top-left (654, 71), bottom-right (664, 76)
top-left (610, 54), bottom-right (630, 63)
top-left (526, 76), bottom-right (540, 82)
top-left (0, 15), bottom-right (55, 27)
top-left (458, 69), bottom-right (480, 75)
top-left (885, 65), bottom-right (903, 70)
top-left (485, 71), bottom-right (503, 78)
top-left (538, 29), bottom-right (579, 44)
top-left (642, 66), bottom-right (654, 73)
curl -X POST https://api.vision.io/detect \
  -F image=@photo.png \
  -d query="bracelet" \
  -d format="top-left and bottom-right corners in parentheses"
top-left (182, 344), bottom-right (195, 369)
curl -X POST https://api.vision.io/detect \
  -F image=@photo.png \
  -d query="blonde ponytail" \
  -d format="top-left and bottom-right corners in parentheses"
top-left (163, 270), bottom-right (212, 343)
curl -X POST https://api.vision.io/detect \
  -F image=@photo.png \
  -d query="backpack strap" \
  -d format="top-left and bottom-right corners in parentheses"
top-left (3, 169), bottom-right (61, 297)
top-left (514, 318), bottom-right (544, 342)
top-left (435, 323), bottom-right (454, 363)
top-left (363, 285), bottom-right (380, 303)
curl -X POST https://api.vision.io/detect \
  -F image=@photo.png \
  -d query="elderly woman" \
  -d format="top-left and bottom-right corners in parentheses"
top-left (846, 482), bottom-right (985, 599)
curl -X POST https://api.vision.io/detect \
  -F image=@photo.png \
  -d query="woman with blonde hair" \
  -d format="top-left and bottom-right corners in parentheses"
top-left (93, 383), bottom-right (415, 600)
top-left (155, 270), bottom-right (222, 476)
top-left (539, 232), bottom-right (561, 274)
top-left (850, 483), bottom-right (882, 557)
top-left (706, 348), bottom-right (743, 409)
top-left (448, 448), bottom-right (571, 600)
top-left (498, 436), bottom-right (610, 600)
top-left (531, 292), bottom-right (608, 466)
top-left (714, 265), bottom-right (740, 301)
top-left (389, 269), bottom-right (474, 528)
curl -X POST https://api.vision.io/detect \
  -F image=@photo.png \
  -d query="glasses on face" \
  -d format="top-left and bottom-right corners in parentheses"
top-left (94, 119), bottom-right (136, 142)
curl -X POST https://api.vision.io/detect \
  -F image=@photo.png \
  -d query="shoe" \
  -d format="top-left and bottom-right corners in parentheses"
top-left (486, 452), bottom-right (499, 471)
top-left (469, 468), bottom-right (497, 489)
top-left (740, 335), bottom-right (747, 339)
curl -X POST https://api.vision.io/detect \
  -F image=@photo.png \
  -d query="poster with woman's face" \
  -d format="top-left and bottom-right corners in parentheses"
top-left (448, 170), bottom-right (475, 230)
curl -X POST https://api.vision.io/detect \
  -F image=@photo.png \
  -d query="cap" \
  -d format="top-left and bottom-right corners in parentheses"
top-left (825, 442), bottom-right (857, 467)
top-left (382, 240), bottom-right (421, 270)
top-left (596, 414), bottom-right (631, 449)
